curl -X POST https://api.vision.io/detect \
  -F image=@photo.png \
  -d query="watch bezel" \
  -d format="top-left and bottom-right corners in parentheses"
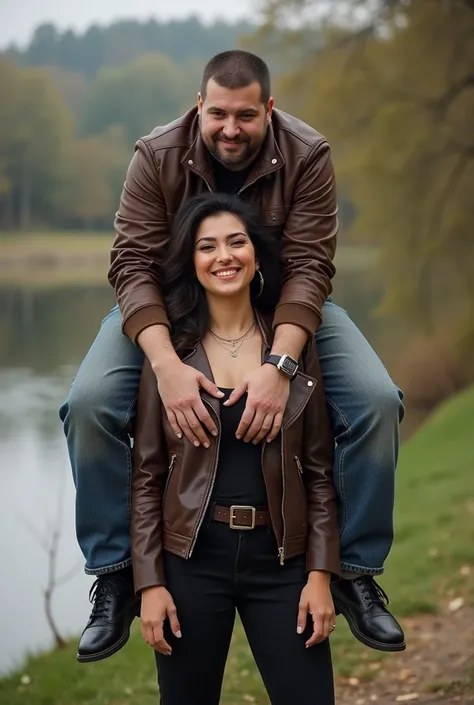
top-left (277, 354), bottom-right (298, 378)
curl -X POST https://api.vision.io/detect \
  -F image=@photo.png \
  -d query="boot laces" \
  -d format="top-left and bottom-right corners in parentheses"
top-left (356, 577), bottom-right (389, 607)
top-left (88, 576), bottom-right (122, 620)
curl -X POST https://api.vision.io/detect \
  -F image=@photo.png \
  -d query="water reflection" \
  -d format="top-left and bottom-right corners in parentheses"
top-left (0, 276), bottom-right (391, 674)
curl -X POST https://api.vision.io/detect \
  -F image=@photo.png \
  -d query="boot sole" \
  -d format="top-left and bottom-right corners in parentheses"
top-left (77, 600), bottom-right (141, 663)
top-left (334, 599), bottom-right (406, 653)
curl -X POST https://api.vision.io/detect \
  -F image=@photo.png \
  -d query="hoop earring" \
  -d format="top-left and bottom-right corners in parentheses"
top-left (257, 269), bottom-right (264, 298)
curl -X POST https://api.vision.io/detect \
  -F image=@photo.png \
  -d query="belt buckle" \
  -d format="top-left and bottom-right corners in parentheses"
top-left (229, 505), bottom-right (256, 530)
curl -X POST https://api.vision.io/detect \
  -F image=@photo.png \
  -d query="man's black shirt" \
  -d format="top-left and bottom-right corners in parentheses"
top-left (211, 155), bottom-right (253, 195)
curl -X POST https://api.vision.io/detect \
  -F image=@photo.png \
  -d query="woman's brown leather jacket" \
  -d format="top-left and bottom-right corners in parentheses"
top-left (131, 314), bottom-right (340, 593)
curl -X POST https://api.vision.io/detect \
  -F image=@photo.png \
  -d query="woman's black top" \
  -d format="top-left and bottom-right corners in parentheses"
top-left (210, 388), bottom-right (268, 507)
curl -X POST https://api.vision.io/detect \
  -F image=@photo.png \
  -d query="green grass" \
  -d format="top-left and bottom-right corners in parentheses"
top-left (1, 388), bottom-right (474, 705)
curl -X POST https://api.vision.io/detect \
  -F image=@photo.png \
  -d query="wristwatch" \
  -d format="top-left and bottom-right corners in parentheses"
top-left (265, 354), bottom-right (299, 380)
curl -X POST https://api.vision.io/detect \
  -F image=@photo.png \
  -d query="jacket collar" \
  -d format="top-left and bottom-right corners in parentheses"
top-left (181, 108), bottom-right (285, 190)
top-left (182, 311), bottom-right (315, 430)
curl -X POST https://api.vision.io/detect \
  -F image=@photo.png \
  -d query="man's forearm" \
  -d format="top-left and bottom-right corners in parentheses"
top-left (271, 323), bottom-right (309, 360)
top-left (137, 325), bottom-right (180, 375)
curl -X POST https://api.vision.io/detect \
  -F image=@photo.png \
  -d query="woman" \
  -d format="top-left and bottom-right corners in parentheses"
top-left (131, 193), bottom-right (340, 705)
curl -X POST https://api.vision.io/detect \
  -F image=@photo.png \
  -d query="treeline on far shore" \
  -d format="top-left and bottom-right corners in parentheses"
top-left (0, 18), bottom-right (256, 233)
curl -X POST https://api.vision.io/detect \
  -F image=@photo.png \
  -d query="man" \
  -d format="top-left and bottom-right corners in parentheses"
top-left (60, 50), bottom-right (405, 663)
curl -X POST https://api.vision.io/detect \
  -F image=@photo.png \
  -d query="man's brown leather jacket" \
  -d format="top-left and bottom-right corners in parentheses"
top-left (131, 314), bottom-right (340, 593)
top-left (109, 107), bottom-right (338, 343)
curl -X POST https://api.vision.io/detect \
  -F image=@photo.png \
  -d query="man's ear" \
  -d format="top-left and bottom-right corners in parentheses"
top-left (197, 92), bottom-right (203, 114)
top-left (266, 97), bottom-right (274, 122)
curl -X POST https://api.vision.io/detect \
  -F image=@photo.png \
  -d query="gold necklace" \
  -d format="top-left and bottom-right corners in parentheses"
top-left (208, 321), bottom-right (256, 358)
top-left (209, 320), bottom-right (255, 346)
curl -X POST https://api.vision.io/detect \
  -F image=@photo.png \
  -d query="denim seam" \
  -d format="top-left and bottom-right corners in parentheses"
top-left (85, 558), bottom-right (132, 576)
top-left (340, 561), bottom-right (384, 576)
top-left (325, 396), bottom-right (350, 543)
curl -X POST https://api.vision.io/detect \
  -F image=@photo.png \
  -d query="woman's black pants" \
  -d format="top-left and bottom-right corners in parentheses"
top-left (155, 514), bottom-right (335, 705)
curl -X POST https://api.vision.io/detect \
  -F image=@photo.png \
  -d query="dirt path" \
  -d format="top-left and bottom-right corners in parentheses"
top-left (335, 604), bottom-right (474, 705)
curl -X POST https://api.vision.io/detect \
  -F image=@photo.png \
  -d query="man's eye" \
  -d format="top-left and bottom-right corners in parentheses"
top-left (240, 114), bottom-right (255, 120)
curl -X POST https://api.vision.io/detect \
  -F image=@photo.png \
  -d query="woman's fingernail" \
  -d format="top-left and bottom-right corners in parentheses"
top-left (297, 626), bottom-right (303, 634)
top-left (211, 430), bottom-right (218, 436)
top-left (194, 441), bottom-right (200, 447)
top-left (176, 433), bottom-right (182, 439)
top-left (204, 442), bottom-right (210, 449)
top-left (176, 631), bottom-right (182, 639)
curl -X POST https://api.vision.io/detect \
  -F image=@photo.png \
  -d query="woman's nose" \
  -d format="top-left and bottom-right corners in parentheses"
top-left (216, 247), bottom-right (232, 262)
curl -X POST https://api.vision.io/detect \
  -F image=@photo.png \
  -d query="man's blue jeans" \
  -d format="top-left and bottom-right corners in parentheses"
top-left (59, 300), bottom-right (404, 576)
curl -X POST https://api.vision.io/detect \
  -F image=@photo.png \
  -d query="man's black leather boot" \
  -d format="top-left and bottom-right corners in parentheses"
top-left (331, 576), bottom-right (406, 652)
top-left (77, 567), bottom-right (140, 663)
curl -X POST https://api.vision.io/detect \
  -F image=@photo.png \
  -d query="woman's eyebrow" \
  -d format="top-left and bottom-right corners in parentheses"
top-left (196, 231), bottom-right (248, 245)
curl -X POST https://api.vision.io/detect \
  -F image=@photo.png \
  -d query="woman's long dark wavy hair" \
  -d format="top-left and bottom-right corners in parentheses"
top-left (161, 193), bottom-right (282, 357)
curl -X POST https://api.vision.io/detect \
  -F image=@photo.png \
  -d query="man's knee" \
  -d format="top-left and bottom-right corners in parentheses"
top-left (366, 378), bottom-right (404, 427)
top-left (60, 374), bottom-right (123, 434)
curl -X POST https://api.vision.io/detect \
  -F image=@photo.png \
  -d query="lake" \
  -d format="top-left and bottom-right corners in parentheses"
top-left (0, 273), bottom-right (397, 675)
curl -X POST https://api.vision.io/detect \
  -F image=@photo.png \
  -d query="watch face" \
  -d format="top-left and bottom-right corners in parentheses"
top-left (280, 355), bottom-right (298, 377)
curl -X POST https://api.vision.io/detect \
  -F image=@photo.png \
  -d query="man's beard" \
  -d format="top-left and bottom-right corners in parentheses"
top-left (209, 135), bottom-right (256, 168)
top-left (200, 119), bottom-right (267, 170)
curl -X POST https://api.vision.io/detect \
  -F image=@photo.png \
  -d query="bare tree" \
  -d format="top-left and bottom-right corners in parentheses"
top-left (23, 472), bottom-right (81, 649)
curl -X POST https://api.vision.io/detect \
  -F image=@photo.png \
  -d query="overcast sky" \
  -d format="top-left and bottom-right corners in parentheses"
top-left (0, 0), bottom-right (257, 49)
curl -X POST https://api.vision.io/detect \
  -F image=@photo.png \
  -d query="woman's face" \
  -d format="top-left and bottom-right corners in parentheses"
top-left (194, 212), bottom-right (257, 299)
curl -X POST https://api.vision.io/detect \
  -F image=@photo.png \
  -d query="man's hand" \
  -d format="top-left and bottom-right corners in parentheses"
top-left (156, 360), bottom-right (224, 447)
top-left (224, 364), bottom-right (290, 443)
top-left (297, 571), bottom-right (336, 647)
top-left (141, 586), bottom-right (181, 655)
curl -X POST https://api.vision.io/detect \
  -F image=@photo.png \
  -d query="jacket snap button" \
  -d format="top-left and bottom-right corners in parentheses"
top-left (271, 158), bottom-right (277, 164)
top-left (188, 159), bottom-right (194, 165)
top-left (307, 380), bottom-right (313, 387)
top-left (271, 214), bottom-right (277, 221)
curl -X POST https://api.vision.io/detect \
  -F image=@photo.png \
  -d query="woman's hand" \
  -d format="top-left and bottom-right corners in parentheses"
top-left (297, 571), bottom-right (336, 647)
top-left (140, 585), bottom-right (182, 655)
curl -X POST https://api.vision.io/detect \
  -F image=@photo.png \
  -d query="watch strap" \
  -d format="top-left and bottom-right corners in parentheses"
top-left (265, 354), bottom-right (299, 379)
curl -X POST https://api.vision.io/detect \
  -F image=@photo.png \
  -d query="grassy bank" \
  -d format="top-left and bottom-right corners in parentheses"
top-left (1, 387), bottom-right (473, 705)
top-left (0, 232), bottom-right (378, 287)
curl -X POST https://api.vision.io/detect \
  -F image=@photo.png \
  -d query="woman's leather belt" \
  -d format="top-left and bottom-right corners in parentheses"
top-left (212, 504), bottom-right (270, 530)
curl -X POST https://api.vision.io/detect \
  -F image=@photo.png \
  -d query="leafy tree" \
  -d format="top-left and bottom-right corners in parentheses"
top-left (0, 59), bottom-right (73, 229)
top-left (81, 53), bottom-right (200, 145)
top-left (257, 0), bottom-right (474, 342)
top-left (54, 126), bottom-right (129, 228)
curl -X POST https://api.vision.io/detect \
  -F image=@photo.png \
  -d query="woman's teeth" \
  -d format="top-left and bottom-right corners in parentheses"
top-left (215, 269), bottom-right (238, 278)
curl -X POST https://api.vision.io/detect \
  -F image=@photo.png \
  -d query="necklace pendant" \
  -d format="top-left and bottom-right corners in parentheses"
top-left (231, 350), bottom-right (237, 358)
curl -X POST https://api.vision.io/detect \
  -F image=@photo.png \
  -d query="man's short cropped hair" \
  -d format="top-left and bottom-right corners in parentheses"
top-left (201, 50), bottom-right (271, 104)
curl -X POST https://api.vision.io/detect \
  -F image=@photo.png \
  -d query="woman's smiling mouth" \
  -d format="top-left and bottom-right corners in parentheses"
top-left (212, 267), bottom-right (241, 280)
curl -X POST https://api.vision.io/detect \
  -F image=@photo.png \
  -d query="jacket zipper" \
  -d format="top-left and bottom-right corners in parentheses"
top-left (279, 437), bottom-right (287, 566)
top-left (294, 455), bottom-right (303, 473)
top-left (188, 399), bottom-right (221, 557)
top-left (163, 453), bottom-right (177, 501)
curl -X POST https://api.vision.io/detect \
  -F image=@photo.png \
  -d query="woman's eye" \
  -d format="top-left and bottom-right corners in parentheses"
top-left (199, 245), bottom-right (214, 252)
top-left (231, 240), bottom-right (246, 247)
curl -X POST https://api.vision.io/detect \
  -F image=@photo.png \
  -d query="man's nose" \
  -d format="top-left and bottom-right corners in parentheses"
top-left (222, 119), bottom-right (239, 139)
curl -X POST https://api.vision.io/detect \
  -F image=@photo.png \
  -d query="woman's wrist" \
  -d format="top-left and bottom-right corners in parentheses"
top-left (307, 570), bottom-right (331, 583)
